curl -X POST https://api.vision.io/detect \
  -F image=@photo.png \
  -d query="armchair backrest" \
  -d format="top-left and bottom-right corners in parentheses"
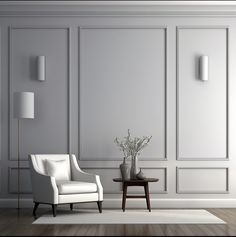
top-left (29, 154), bottom-right (72, 180)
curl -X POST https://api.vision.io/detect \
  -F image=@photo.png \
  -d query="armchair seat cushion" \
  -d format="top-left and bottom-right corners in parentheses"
top-left (57, 181), bottom-right (97, 195)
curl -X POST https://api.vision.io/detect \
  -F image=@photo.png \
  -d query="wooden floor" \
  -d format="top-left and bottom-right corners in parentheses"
top-left (1, 208), bottom-right (236, 236)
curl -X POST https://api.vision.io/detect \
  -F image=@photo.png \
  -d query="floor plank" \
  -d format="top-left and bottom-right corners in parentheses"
top-left (0, 208), bottom-right (235, 236)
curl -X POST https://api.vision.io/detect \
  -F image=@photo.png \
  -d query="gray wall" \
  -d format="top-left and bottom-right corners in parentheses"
top-left (0, 1), bottom-right (236, 208)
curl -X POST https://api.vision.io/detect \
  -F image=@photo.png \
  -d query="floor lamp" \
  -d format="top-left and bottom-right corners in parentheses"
top-left (13, 92), bottom-right (34, 210)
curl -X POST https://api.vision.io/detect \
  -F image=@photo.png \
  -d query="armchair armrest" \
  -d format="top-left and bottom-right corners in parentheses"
top-left (29, 155), bottom-right (59, 204)
top-left (70, 155), bottom-right (103, 201)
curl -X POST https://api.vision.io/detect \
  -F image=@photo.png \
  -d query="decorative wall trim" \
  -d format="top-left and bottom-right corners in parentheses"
top-left (1, 1), bottom-right (236, 17)
top-left (0, 26), bottom-right (1, 163)
top-left (7, 166), bottom-right (168, 195)
top-left (8, 167), bottom-right (32, 194)
top-left (139, 167), bottom-right (168, 194)
top-left (79, 26), bottom-right (167, 161)
top-left (8, 26), bottom-right (71, 161)
top-left (176, 26), bottom-right (229, 161)
top-left (84, 167), bottom-right (168, 194)
top-left (176, 167), bottom-right (229, 194)
top-left (3, 1), bottom-right (236, 6)
top-left (68, 27), bottom-right (72, 154)
top-left (164, 27), bottom-right (167, 161)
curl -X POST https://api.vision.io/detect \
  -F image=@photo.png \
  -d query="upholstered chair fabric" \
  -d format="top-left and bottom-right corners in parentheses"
top-left (29, 154), bottom-right (103, 217)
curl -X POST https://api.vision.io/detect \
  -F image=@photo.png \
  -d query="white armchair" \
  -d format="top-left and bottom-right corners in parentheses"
top-left (29, 154), bottom-right (103, 217)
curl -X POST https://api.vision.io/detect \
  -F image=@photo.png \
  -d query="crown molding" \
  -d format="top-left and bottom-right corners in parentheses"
top-left (1, 1), bottom-right (236, 17)
top-left (1, 1), bottom-right (236, 6)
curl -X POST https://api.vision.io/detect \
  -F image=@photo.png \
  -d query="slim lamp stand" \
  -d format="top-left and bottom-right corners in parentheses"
top-left (13, 91), bottom-right (35, 214)
top-left (17, 119), bottom-right (20, 211)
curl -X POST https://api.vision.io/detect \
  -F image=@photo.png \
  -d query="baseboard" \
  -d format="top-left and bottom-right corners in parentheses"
top-left (1, 198), bottom-right (236, 208)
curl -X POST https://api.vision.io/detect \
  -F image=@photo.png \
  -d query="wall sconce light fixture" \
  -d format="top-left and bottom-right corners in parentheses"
top-left (37, 56), bottom-right (45, 81)
top-left (200, 55), bottom-right (208, 81)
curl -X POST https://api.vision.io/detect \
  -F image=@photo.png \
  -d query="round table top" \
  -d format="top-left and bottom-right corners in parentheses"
top-left (113, 178), bottom-right (159, 183)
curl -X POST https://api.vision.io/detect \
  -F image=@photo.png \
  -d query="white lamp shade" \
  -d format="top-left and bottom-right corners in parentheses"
top-left (13, 92), bottom-right (34, 119)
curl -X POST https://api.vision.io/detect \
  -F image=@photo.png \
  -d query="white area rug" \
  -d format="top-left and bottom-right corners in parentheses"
top-left (33, 209), bottom-right (225, 224)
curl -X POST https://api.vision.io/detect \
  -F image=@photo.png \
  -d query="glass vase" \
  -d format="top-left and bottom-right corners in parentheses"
top-left (130, 155), bottom-right (139, 179)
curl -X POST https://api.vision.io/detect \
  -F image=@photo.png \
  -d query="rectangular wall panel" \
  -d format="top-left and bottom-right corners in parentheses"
top-left (0, 27), bottom-right (1, 163)
top-left (9, 27), bottom-right (70, 160)
top-left (177, 27), bottom-right (228, 160)
top-left (8, 168), bottom-right (32, 194)
top-left (177, 167), bottom-right (229, 194)
top-left (84, 168), bottom-right (167, 194)
top-left (80, 27), bottom-right (167, 161)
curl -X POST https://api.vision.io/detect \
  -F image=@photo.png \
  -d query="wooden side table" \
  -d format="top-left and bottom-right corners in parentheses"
top-left (113, 178), bottom-right (159, 212)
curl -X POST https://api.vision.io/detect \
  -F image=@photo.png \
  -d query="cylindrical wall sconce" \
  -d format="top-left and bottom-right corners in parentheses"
top-left (37, 56), bottom-right (45, 81)
top-left (200, 55), bottom-right (208, 81)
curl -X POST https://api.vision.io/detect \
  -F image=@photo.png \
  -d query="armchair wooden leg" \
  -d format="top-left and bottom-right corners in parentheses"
top-left (97, 201), bottom-right (102, 213)
top-left (33, 202), bottom-right (39, 217)
top-left (70, 203), bottom-right (73, 211)
top-left (52, 204), bottom-right (57, 217)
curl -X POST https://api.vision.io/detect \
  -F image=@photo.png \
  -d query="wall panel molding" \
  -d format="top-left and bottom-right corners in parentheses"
top-left (79, 26), bottom-right (167, 161)
top-left (8, 26), bottom-right (71, 161)
top-left (176, 26), bottom-right (229, 161)
top-left (176, 167), bottom-right (229, 194)
top-left (0, 26), bottom-right (1, 163)
top-left (0, 167), bottom-right (1, 193)
top-left (8, 167), bottom-right (32, 194)
top-left (84, 167), bottom-right (168, 194)
top-left (0, 3), bottom-right (234, 204)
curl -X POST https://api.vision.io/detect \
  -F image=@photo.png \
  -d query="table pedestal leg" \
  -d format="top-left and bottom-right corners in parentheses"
top-left (122, 183), bottom-right (127, 212)
top-left (144, 183), bottom-right (151, 212)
